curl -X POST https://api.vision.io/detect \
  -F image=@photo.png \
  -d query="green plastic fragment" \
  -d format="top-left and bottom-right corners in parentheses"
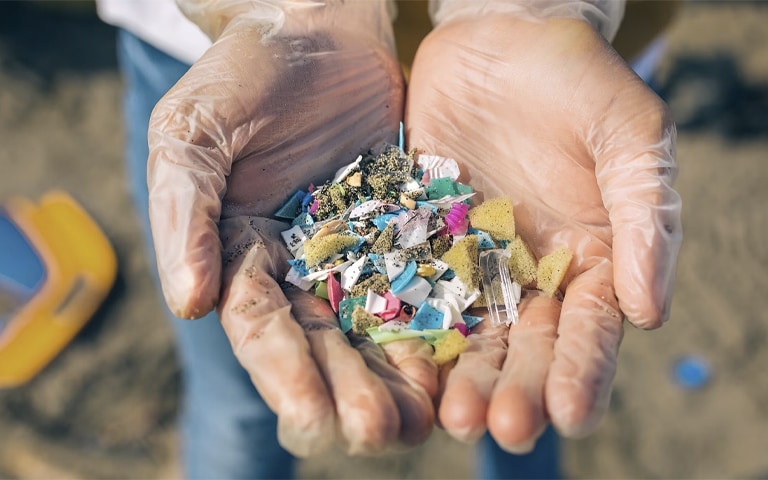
top-left (366, 326), bottom-right (452, 345)
top-left (425, 178), bottom-right (457, 199)
top-left (314, 281), bottom-right (328, 300)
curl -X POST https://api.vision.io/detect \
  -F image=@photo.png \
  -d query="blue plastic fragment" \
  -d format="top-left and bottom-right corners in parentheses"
top-left (372, 214), bottom-right (398, 231)
top-left (391, 261), bottom-right (417, 293)
top-left (398, 121), bottom-right (405, 150)
top-left (409, 302), bottom-right (444, 330)
top-left (287, 259), bottom-right (309, 277)
top-left (461, 314), bottom-right (484, 329)
top-left (415, 201), bottom-right (438, 213)
top-left (673, 355), bottom-right (711, 390)
top-left (301, 191), bottom-right (315, 211)
top-left (367, 253), bottom-right (387, 275)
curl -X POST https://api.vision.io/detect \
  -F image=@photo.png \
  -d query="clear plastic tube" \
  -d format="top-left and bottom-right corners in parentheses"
top-left (479, 249), bottom-right (520, 327)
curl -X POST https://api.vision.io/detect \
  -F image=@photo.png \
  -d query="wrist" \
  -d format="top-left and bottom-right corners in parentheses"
top-left (429, 0), bottom-right (625, 43)
top-left (178, 0), bottom-right (397, 51)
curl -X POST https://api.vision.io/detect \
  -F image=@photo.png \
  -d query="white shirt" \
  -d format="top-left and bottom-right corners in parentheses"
top-left (95, 0), bottom-right (211, 65)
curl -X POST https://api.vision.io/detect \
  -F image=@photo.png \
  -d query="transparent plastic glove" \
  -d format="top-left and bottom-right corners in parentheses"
top-left (218, 217), bottom-right (436, 456)
top-left (406, 13), bottom-right (682, 451)
top-left (147, 0), bottom-right (437, 456)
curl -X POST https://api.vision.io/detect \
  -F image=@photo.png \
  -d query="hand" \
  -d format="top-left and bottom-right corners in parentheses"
top-left (147, 1), bottom-right (436, 456)
top-left (406, 13), bottom-right (682, 451)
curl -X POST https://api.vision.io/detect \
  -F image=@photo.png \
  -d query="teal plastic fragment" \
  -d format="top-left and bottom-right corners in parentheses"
top-left (468, 228), bottom-right (496, 249)
top-left (292, 212), bottom-right (314, 231)
top-left (338, 296), bottom-right (366, 333)
top-left (425, 177), bottom-right (457, 199)
top-left (461, 314), bottom-right (484, 329)
top-left (275, 190), bottom-right (306, 220)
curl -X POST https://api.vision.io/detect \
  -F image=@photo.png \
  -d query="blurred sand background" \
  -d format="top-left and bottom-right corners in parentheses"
top-left (1, 1), bottom-right (767, 478)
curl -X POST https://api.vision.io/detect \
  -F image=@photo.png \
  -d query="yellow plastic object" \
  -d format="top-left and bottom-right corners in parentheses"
top-left (0, 191), bottom-right (117, 388)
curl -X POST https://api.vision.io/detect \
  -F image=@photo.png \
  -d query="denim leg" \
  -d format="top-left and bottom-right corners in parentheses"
top-left (116, 29), bottom-right (294, 479)
top-left (475, 427), bottom-right (562, 480)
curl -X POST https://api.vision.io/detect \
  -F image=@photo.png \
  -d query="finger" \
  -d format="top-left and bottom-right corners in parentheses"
top-left (379, 338), bottom-right (440, 399)
top-left (147, 51), bottom-right (239, 319)
top-left (350, 335), bottom-right (436, 451)
top-left (487, 294), bottom-right (560, 454)
top-left (436, 323), bottom-right (507, 443)
top-left (285, 290), bottom-right (401, 456)
top-left (593, 87), bottom-right (683, 329)
top-left (218, 217), bottom-right (335, 457)
top-left (546, 258), bottom-right (623, 438)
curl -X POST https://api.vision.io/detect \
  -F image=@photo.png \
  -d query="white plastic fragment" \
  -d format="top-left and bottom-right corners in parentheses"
top-left (417, 155), bottom-right (461, 182)
top-left (301, 260), bottom-right (352, 282)
top-left (340, 255), bottom-right (367, 291)
top-left (424, 192), bottom-right (476, 209)
top-left (285, 267), bottom-right (315, 291)
top-left (365, 290), bottom-right (388, 316)
top-left (393, 276), bottom-right (432, 307)
top-left (280, 225), bottom-right (307, 255)
top-left (331, 154), bottom-right (362, 184)
top-left (383, 251), bottom-right (407, 282)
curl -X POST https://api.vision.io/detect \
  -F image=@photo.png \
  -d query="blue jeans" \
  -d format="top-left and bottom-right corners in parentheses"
top-left (116, 29), bottom-right (561, 480)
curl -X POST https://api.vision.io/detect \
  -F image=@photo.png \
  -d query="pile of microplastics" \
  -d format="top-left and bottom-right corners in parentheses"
top-left (274, 145), bottom-right (522, 365)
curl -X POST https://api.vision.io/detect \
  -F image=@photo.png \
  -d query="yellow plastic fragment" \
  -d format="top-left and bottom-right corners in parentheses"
top-left (506, 235), bottom-right (538, 287)
top-left (432, 329), bottom-right (470, 366)
top-left (440, 235), bottom-right (480, 290)
top-left (468, 197), bottom-right (515, 241)
top-left (536, 246), bottom-right (573, 297)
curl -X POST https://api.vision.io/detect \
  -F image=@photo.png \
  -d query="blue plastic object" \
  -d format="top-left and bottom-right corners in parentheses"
top-left (673, 355), bottom-right (711, 390)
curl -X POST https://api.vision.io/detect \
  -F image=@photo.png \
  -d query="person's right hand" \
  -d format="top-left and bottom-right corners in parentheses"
top-left (146, 0), bottom-right (436, 457)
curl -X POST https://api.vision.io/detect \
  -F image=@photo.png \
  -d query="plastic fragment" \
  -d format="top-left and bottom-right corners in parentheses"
top-left (417, 155), bottom-right (461, 183)
top-left (338, 296), bottom-right (366, 333)
top-left (409, 302), bottom-right (444, 330)
top-left (314, 281), bottom-right (328, 300)
top-left (274, 190), bottom-right (306, 219)
top-left (340, 255), bottom-right (367, 291)
top-left (479, 249), bottom-right (519, 327)
top-left (390, 261), bottom-right (418, 294)
top-left (281, 225), bottom-right (307, 255)
top-left (392, 276), bottom-right (432, 307)
top-left (327, 273), bottom-right (343, 313)
top-left (378, 292), bottom-right (402, 321)
top-left (673, 355), bottom-right (711, 390)
top-left (445, 202), bottom-right (469, 236)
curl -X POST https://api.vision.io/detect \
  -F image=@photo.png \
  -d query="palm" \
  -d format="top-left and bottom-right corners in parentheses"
top-left (406, 16), bottom-right (679, 449)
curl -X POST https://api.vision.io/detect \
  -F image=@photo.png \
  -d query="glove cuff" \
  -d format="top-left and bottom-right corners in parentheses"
top-left (429, 0), bottom-right (626, 43)
top-left (178, 0), bottom-right (397, 47)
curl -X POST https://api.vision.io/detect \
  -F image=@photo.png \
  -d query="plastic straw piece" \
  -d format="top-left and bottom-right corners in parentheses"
top-left (479, 249), bottom-right (519, 327)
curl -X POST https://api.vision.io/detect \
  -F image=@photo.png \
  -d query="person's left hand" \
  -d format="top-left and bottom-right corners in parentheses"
top-left (405, 13), bottom-right (682, 452)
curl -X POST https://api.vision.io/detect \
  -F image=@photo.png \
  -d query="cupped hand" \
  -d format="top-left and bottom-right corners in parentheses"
top-left (406, 15), bottom-right (682, 451)
top-left (147, 3), bottom-right (436, 456)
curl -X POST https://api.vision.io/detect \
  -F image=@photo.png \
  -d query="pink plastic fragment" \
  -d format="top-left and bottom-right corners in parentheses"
top-left (327, 273), bottom-right (343, 313)
top-left (308, 183), bottom-right (316, 193)
top-left (308, 199), bottom-right (319, 215)
top-left (453, 323), bottom-right (470, 337)
top-left (378, 292), bottom-right (402, 321)
top-left (445, 202), bottom-right (469, 236)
